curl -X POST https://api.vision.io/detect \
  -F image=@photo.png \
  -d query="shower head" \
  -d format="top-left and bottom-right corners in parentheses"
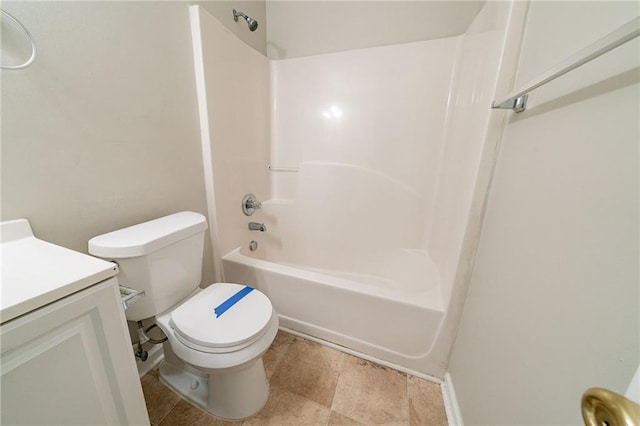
top-left (233, 9), bottom-right (258, 32)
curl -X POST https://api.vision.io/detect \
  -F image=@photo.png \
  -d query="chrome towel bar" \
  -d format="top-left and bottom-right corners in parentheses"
top-left (492, 16), bottom-right (640, 113)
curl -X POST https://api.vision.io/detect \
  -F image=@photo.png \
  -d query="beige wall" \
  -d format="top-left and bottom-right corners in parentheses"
top-left (195, 1), bottom-right (266, 56)
top-left (449, 1), bottom-right (639, 424)
top-left (1, 2), bottom-right (214, 285)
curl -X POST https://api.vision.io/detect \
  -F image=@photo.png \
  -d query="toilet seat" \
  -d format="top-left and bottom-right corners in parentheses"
top-left (169, 283), bottom-right (274, 354)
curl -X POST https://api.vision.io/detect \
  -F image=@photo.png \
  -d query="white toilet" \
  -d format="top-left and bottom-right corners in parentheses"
top-left (88, 211), bottom-right (278, 420)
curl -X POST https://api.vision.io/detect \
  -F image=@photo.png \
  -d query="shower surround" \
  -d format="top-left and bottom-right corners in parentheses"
top-left (191, 2), bottom-right (513, 378)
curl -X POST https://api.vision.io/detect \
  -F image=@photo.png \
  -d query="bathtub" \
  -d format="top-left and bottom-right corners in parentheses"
top-left (222, 244), bottom-right (445, 372)
top-left (222, 164), bottom-right (448, 372)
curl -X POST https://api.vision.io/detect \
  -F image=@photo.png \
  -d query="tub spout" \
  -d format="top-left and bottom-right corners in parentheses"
top-left (248, 222), bottom-right (266, 232)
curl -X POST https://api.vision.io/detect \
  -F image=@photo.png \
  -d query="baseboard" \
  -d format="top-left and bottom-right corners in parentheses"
top-left (442, 372), bottom-right (464, 426)
top-left (136, 343), bottom-right (164, 378)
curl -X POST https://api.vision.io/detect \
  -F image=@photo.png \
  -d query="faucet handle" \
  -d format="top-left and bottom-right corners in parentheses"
top-left (247, 199), bottom-right (261, 209)
top-left (242, 193), bottom-right (261, 216)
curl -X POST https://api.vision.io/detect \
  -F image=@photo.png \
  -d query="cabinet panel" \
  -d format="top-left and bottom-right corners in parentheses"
top-left (1, 278), bottom-right (149, 425)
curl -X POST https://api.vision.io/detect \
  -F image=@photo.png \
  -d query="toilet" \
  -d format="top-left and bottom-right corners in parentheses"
top-left (88, 211), bottom-right (278, 420)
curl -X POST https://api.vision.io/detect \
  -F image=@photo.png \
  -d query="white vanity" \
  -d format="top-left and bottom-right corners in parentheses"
top-left (0, 219), bottom-right (149, 425)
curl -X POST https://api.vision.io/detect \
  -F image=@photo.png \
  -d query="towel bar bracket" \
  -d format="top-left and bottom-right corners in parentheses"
top-left (491, 94), bottom-right (528, 113)
top-left (491, 17), bottom-right (639, 114)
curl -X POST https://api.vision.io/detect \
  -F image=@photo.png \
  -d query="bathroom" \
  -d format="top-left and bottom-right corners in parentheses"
top-left (1, 0), bottom-right (638, 424)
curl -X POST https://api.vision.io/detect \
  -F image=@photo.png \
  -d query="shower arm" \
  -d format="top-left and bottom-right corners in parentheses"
top-left (233, 9), bottom-right (251, 22)
top-left (232, 9), bottom-right (258, 32)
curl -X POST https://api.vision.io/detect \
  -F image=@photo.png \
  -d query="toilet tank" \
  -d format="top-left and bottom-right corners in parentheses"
top-left (88, 212), bottom-right (208, 321)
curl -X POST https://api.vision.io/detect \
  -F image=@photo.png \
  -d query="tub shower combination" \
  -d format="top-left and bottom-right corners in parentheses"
top-left (190, 2), bottom-right (512, 376)
top-left (223, 162), bottom-right (444, 372)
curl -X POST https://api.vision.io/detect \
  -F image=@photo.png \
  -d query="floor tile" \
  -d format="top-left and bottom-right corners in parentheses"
top-left (263, 331), bottom-right (297, 380)
top-left (242, 386), bottom-right (331, 425)
top-left (141, 332), bottom-right (448, 426)
top-left (158, 399), bottom-right (239, 426)
top-left (328, 410), bottom-right (363, 425)
top-left (407, 376), bottom-right (448, 426)
top-left (140, 369), bottom-right (181, 425)
top-left (281, 337), bottom-right (344, 370)
top-left (331, 355), bottom-right (409, 424)
top-left (269, 338), bottom-right (344, 407)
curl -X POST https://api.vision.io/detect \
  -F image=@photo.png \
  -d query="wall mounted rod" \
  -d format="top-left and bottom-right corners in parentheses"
top-left (492, 16), bottom-right (640, 113)
top-left (268, 165), bottom-right (299, 172)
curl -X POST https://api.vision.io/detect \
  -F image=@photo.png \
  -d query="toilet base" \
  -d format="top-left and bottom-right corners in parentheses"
top-left (159, 353), bottom-right (269, 420)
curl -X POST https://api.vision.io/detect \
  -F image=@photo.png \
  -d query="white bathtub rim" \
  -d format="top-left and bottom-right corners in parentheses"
top-left (237, 244), bottom-right (441, 291)
top-left (222, 247), bottom-right (444, 312)
top-left (279, 326), bottom-right (443, 384)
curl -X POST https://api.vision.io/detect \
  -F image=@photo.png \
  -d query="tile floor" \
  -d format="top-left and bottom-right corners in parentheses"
top-left (141, 331), bottom-right (448, 425)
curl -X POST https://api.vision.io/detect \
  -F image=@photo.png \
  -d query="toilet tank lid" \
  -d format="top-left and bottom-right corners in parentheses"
top-left (88, 211), bottom-right (208, 259)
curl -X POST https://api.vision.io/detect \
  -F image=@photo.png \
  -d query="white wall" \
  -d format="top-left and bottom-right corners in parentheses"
top-left (1, 2), bottom-right (214, 285)
top-left (429, 1), bottom-right (512, 299)
top-left (265, 1), bottom-right (484, 59)
top-left (269, 35), bottom-right (458, 287)
top-left (449, 1), bottom-right (640, 424)
top-left (271, 37), bottom-right (458, 205)
top-left (190, 6), bottom-right (271, 264)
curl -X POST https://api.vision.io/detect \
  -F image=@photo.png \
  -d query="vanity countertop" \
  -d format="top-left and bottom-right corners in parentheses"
top-left (1, 219), bottom-right (118, 324)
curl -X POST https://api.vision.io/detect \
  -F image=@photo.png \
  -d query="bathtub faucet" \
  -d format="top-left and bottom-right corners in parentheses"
top-left (248, 222), bottom-right (266, 232)
top-left (242, 193), bottom-right (261, 216)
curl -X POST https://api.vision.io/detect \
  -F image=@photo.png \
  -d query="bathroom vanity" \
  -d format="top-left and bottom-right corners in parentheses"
top-left (0, 219), bottom-right (149, 425)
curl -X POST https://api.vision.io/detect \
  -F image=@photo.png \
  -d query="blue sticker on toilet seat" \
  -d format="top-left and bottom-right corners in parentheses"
top-left (214, 286), bottom-right (255, 318)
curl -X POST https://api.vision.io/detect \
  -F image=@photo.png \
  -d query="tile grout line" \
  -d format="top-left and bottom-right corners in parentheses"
top-left (406, 373), bottom-right (410, 426)
top-left (269, 383), bottom-right (337, 423)
top-left (146, 369), bottom-right (183, 426)
top-left (327, 351), bottom-right (346, 410)
top-left (154, 393), bottom-right (181, 426)
top-left (326, 351), bottom-right (348, 425)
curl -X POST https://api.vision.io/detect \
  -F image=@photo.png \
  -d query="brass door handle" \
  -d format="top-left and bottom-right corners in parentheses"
top-left (582, 387), bottom-right (640, 426)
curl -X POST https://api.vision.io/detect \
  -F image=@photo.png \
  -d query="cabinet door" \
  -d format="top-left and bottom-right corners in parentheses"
top-left (1, 278), bottom-right (149, 425)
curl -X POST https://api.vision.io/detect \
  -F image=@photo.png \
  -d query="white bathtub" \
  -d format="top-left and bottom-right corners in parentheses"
top-left (222, 245), bottom-right (445, 372)
top-left (222, 164), bottom-right (449, 373)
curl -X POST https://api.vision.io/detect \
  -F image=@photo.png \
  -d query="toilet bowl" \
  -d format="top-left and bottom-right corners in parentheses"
top-left (155, 283), bottom-right (278, 419)
top-left (88, 212), bottom-right (278, 419)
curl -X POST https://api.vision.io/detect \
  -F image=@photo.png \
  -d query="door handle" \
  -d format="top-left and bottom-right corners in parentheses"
top-left (582, 387), bottom-right (640, 426)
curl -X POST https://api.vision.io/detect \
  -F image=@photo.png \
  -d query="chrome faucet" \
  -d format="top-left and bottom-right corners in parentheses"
top-left (248, 222), bottom-right (266, 232)
top-left (242, 193), bottom-right (262, 216)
